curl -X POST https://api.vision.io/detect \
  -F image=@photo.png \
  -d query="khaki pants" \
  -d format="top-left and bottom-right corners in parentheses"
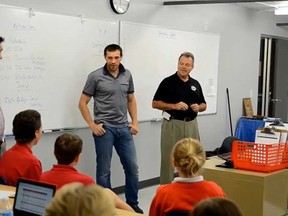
top-left (160, 118), bottom-right (200, 184)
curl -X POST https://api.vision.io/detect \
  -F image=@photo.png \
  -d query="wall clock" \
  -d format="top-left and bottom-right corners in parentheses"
top-left (110, 0), bottom-right (130, 14)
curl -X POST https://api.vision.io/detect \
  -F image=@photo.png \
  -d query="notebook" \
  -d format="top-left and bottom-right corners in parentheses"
top-left (13, 178), bottom-right (56, 216)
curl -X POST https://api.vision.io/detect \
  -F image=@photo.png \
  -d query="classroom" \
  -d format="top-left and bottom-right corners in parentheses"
top-left (1, 0), bottom-right (288, 215)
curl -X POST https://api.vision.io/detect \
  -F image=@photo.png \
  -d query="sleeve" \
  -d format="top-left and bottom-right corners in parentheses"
top-left (127, 70), bottom-right (135, 94)
top-left (195, 80), bottom-right (206, 104)
top-left (149, 194), bottom-right (161, 216)
top-left (153, 78), bottom-right (168, 101)
top-left (26, 160), bottom-right (42, 180)
top-left (210, 181), bottom-right (226, 198)
top-left (82, 72), bottom-right (97, 96)
top-left (85, 176), bottom-right (96, 185)
top-left (149, 185), bottom-right (165, 216)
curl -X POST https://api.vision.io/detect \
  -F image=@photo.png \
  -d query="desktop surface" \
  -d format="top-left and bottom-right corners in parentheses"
top-left (0, 184), bottom-right (143, 216)
top-left (203, 158), bottom-right (288, 216)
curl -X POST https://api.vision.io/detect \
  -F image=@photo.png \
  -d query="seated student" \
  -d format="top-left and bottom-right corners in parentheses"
top-left (191, 198), bottom-right (243, 216)
top-left (0, 109), bottom-right (42, 186)
top-left (149, 138), bottom-right (226, 216)
top-left (40, 133), bottom-right (94, 188)
top-left (44, 182), bottom-right (116, 216)
top-left (40, 133), bottom-right (134, 212)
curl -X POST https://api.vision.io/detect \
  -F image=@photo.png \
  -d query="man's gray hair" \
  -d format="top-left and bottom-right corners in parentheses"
top-left (178, 52), bottom-right (194, 63)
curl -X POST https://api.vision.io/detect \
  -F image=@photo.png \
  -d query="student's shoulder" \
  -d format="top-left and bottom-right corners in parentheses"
top-left (203, 180), bottom-right (224, 193)
top-left (202, 180), bottom-right (220, 187)
top-left (155, 183), bottom-right (176, 194)
top-left (78, 172), bottom-right (95, 183)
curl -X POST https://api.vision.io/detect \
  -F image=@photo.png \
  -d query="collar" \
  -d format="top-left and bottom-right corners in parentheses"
top-left (174, 72), bottom-right (191, 82)
top-left (53, 164), bottom-right (78, 172)
top-left (173, 175), bottom-right (204, 183)
top-left (14, 143), bottom-right (33, 154)
top-left (103, 63), bottom-right (125, 75)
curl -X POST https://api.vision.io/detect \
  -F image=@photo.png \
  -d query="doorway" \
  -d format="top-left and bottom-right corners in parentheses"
top-left (258, 37), bottom-right (288, 122)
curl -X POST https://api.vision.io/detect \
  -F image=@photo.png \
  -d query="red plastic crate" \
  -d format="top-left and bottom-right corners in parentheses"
top-left (231, 141), bottom-right (288, 172)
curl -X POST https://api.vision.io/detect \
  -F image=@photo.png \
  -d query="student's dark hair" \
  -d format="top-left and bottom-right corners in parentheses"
top-left (178, 52), bottom-right (194, 64)
top-left (0, 37), bottom-right (4, 43)
top-left (12, 109), bottom-right (41, 144)
top-left (104, 44), bottom-right (122, 57)
top-left (54, 133), bottom-right (83, 165)
top-left (191, 198), bottom-right (243, 216)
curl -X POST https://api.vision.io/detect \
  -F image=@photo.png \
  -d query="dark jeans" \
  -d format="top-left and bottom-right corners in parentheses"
top-left (93, 124), bottom-right (139, 205)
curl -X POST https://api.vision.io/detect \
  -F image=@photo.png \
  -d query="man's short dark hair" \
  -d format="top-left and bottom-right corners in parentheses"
top-left (104, 44), bottom-right (122, 57)
top-left (54, 133), bottom-right (83, 165)
top-left (0, 37), bottom-right (4, 43)
top-left (12, 109), bottom-right (42, 144)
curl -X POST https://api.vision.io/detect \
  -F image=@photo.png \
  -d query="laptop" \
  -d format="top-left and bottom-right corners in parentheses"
top-left (217, 152), bottom-right (232, 161)
top-left (13, 178), bottom-right (56, 216)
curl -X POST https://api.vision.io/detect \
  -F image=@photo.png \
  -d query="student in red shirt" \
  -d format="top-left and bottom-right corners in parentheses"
top-left (40, 133), bottom-right (94, 188)
top-left (0, 109), bottom-right (42, 186)
top-left (149, 138), bottom-right (226, 216)
top-left (40, 133), bottom-right (134, 212)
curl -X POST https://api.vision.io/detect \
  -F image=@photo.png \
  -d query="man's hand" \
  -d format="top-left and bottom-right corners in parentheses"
top-left (190, 103), bottom-right (200, 112)
top-left (90, 122), bottom-right (106, 136)
top-left (174, 102), bottom-right (189, 111)
top-left (129, 123), bottom-right (138, 135)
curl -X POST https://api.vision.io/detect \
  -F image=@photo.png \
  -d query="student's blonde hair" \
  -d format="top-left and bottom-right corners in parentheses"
top-left (172, 138), bottom-right (205, 176)
top-left (44, 183), bottom-right (116, 216)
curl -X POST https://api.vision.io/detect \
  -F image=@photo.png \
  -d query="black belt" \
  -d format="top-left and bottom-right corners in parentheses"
top-left (170, 116), bottom-right (195, 122)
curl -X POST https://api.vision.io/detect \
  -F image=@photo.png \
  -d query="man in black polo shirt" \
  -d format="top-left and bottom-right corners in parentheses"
top-left (152, 52), bottom-right (207, 184)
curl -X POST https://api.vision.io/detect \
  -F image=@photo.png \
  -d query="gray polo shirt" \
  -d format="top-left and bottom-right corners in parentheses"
top-left (82, 64), bottom-right (134, 127)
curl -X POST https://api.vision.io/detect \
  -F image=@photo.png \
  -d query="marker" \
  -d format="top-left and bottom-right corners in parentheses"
top-left (63, 128), bottom-right (75, 131)
top-left (42, 128), bottom-right (76, 133)
top-left (5, 134), bottom-right (14, 139)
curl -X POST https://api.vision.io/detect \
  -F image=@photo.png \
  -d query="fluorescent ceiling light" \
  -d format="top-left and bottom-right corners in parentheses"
top-left (275, 7), bottom-right (288, 15)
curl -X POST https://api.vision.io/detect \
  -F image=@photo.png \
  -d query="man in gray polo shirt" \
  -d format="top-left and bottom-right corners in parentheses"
top-left (0, 36), bottom-right (6, 158)
top-left (78, 44), bottom-right (143, 214)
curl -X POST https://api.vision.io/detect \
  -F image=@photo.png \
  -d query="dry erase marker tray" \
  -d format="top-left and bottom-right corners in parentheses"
top-left (231, 141), bottom-right (288, 172)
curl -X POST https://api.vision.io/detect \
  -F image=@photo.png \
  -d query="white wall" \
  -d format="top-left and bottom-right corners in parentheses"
top-left (2, 0), bottom-right (288, 188)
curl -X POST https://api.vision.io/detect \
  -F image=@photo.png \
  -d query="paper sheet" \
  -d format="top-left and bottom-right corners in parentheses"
top-left (0, 190), bottom-right (15, 199)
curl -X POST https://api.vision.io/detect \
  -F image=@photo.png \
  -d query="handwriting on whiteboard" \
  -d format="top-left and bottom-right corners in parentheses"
top-left (158, 30), bottom-right (176, 39)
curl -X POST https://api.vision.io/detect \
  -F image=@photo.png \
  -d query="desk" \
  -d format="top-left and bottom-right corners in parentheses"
top-left (202, 158), bottom-right (288, 216)
top-left (0, 184), bottom-right (143, 216)
top-left (235, 117), bottom-right (265, 142)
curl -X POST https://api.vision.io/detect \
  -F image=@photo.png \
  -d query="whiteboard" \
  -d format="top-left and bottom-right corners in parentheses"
top-left (0, 6), bottom-right (119, 134)
top-left (120, 22), bottom-right (220, 121)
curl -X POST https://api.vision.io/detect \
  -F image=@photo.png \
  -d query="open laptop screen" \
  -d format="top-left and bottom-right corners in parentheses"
top-left (13, 178), bottom-right (56, 216)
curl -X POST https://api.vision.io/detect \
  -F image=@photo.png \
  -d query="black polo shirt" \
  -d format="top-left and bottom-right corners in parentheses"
top-left (153, 72), bottom-right (206, 120)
